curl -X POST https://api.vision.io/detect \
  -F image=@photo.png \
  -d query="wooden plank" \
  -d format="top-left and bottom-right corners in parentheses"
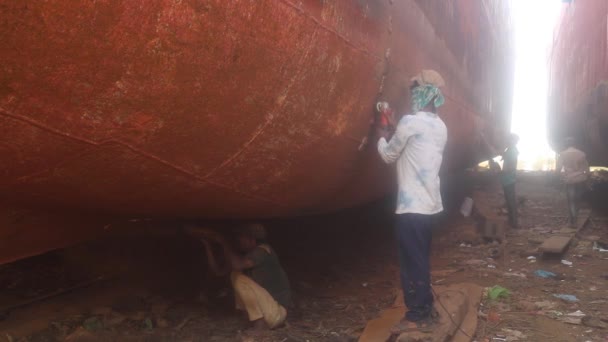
top-left (576, 210), bottom-right (591, 232)
top-left (538, 210), bottom-right (590, 255)
top-left (359, 283), bottom-right (483, 342)
top-left (539, 236), bottom-right (572, 254)
top-left (358, 306), bottom-right (404, 342)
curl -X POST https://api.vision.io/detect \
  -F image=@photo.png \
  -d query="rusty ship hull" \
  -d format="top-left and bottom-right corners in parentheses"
top-left (549, 0), bottom-right (608, 164)
top-left (0, 0), bottom-right (514, 263)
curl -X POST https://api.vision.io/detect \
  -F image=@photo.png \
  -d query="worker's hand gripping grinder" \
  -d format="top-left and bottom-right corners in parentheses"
top-left (375, 101), bottom-right (396, 138)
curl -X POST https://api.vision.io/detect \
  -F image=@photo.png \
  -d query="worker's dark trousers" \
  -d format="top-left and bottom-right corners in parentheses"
top-left (396, 213), bottom-right (434, 322)
top-left (503, 183), bottom-right (518, 228)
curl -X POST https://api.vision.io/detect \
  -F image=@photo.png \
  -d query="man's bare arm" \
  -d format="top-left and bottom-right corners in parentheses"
top-left (187, 226), bottom-right (256, 271)
top-left (199, 238), bottom-right (230, 276)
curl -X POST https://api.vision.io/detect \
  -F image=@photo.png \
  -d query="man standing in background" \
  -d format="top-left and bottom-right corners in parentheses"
top-left (376, 69), bottom-right (448, 333)
top-left (501, 133), bottom-right (519, 228)
top-left (556, 137), bottom-right (589, 227)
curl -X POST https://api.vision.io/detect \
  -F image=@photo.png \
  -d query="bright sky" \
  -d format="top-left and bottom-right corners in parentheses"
top-left (510, 0), bottom-right (563, 170)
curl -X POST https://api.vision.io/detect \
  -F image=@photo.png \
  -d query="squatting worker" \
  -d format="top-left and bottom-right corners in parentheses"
top-left (556, 137), bottom-right (589, 227)
top-left (188, 224), bottom-right (292, 331)
top-left (376, 69), bottom-right (447, 333)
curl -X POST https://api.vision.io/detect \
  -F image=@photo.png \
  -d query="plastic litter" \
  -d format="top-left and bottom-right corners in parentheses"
top-left (561, 259), bottom-right (573, 266)
top-left (83, 317), bottom-right (104, 332)
top-left (460, 197), bottom-right (473, 217)
top-left (488, 310), bottom-right (501, 323)
top-left (593, 242), bottom-right (608, 252)
top-left (566, 310), bottom-right (585, 317)
top-left (503, 272), bottom-right (526, 278)
top-left (546, 310), bottom-right (564, 318)
top-left (534, 270), bottom-right (557, 278)
top-left (553, 294), bottom-right (579, 302)
top-left (500, 328), bottom-right (526, 341)
top-left (488, 285), bottom-right (510, 300)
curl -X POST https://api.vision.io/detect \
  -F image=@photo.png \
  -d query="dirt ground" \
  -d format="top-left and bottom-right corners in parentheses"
top-left (1, 172), bottom-right (607, 342)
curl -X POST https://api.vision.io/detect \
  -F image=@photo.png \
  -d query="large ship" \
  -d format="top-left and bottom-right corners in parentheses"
top-left (549, 0), bottom-right (608, 164)
top-left (0, 0), bottom-right (514, 263)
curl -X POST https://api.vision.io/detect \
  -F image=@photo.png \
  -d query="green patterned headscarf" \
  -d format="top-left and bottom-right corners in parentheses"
top-left (411, 84), bottom-right (445, 113)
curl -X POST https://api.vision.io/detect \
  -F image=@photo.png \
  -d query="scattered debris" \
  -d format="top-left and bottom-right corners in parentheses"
top-left (567, 310), bottom-right (586, 317)
top-left (503, 272), bottom-right (526, 278)
top-left (514, 300), bottom-right (536, 312)
top-left (546, 310), bottom-right (564, 319)
top-left (465, 259), bottom-right (487, 267)
top-left (559, 316), bottom-right (583, 325)
top-left (82, 316), bottom-right (103, 332)
top-left (488, 286), bottom-right (510, 300)
top-left (2, 173), bottom-right (606, 342)
top-left (500, 328), bottom-right (527, 341)
top-left (0, 276), bottom-right (110, 320)
top-left (561, 259), bottom-right (573, 266)
top-left (143, 317), bottom-right (154, 331)
top-left (553, 294), bottom-right (579, 302)
top-left (534, 270), bottom-right (557, 278)
top-left (593, 242), bottom-right (608, 252)
top-left (533, 300), bottom-right (558, 310)
top-left (460, 197), bottom-right (474, 217)
top-left (582, 316), bottom-right (608, 329)
top-left (488, 309), bottom-right (501, 323)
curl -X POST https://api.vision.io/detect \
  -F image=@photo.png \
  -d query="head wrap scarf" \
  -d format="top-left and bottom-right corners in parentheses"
top-left (410, 69), bottom-right (446, 113)
top-left (411, 85), bottom-right (445, 113)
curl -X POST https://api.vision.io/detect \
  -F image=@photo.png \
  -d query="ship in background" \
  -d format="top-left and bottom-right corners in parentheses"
top-left (549, 0), bottom-right (608, 165)
top-left (0, 0), bottom-right (514, 263)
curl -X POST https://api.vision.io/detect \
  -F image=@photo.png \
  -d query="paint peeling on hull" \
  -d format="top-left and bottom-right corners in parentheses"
top-left (0, 0), bottom-right (514, 263)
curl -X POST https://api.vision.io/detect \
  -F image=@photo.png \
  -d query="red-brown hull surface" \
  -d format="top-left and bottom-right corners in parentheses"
top-left (549, 0), bottom-right (608, 164)
top-left (0, 0), bottom-right (514, 263)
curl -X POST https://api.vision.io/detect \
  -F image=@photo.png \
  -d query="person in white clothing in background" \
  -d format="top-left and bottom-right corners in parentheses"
top-left (376, 69), bottom-right (448, 334)
top-left (556, 137), bottom-right (590, 227)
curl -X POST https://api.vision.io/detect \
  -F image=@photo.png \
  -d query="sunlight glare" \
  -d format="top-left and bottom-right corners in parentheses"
top-left (510, 0), bottom-right (563, 170)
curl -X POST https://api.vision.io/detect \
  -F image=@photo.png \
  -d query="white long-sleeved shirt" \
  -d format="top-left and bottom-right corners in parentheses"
top-left (377, 111), bottom-right (447, 215)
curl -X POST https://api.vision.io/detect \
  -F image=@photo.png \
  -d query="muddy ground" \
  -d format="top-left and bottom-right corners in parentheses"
top-left (1, 172), bottom-right (607, 342)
